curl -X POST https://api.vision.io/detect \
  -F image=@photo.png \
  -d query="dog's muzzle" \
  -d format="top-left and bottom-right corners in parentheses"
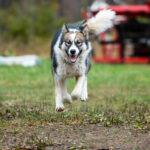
top-left (68, 49), bottom-right (78, 63)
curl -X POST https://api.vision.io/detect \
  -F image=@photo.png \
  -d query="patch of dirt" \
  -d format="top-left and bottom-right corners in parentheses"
top-left (1, 124), bottom-right (150, 150)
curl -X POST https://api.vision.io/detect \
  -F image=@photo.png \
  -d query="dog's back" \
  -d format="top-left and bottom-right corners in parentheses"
top-left (51, 28), bottom-right (62, 74)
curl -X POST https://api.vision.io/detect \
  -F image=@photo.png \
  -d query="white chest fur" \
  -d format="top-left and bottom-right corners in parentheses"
top-left (57, 58), bottom-right (86, 79)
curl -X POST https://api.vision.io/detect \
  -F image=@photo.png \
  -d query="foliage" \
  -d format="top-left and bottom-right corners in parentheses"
top-left (0, 2), bottom-right (65, 42)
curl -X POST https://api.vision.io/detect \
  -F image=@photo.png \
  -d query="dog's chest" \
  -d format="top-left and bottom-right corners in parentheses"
top-left (57, 62), bottom-right (85, 78)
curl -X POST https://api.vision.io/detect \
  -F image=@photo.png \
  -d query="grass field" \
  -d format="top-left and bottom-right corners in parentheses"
top-left (0, 58), bottom-right (150, 149)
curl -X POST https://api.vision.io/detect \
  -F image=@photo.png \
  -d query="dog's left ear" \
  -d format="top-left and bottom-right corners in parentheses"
top-left (80, 24), bottom-right (89, 39)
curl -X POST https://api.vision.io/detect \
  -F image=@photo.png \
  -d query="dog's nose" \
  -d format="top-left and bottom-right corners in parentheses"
top-left (70, 49), bottom-right (76, 55)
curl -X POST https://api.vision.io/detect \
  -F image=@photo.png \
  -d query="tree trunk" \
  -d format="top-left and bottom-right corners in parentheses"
top-left (59, 0), bottom-right (81, 22)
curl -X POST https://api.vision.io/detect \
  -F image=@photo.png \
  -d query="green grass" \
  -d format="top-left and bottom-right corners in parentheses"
top-left (0, 59), bottom-right (150, 130)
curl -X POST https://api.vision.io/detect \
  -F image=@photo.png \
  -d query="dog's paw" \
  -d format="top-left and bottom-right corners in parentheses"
top-left (56, 107), bottom-right (65, 112)
top-left (80, 97), bottom-right (87, 102)
top-left (80, 92), bottom-right (88, 102)
top-left (63, 93), bottom-right (72, 104)
top-left (71, 92), bottom-right (80, 100)
top-left (55, 104), bottom-right (65, 112)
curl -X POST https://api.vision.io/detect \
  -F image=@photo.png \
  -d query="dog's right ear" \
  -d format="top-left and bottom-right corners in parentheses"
top-left (62, 24), bottom-right (69, 34)
top-left (80, 24), bottom-right (89, 40)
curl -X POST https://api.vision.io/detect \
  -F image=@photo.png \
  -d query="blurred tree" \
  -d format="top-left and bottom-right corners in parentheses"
top-left (59, 0), bottom-right (81, 22)
top-left (0, 0), bottom-right (65, 42)
top-left (58, 0), bottom-right (92, 22)
top-left (0, 0), bottom-right (11, 8)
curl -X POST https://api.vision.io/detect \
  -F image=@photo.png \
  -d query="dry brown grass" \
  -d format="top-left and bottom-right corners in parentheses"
top-left (0, 38), bottom-right (51, 56)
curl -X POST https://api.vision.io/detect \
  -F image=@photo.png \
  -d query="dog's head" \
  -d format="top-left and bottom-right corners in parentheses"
top-left (59, 24), bottom-right (89, 63)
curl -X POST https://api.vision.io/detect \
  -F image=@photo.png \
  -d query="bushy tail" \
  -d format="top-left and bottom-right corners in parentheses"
top-left (86, 9), bottom-right (116, 34)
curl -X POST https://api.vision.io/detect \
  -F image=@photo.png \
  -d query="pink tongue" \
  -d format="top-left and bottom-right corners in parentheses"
top-left (69, 56), bottom-right (77, 62)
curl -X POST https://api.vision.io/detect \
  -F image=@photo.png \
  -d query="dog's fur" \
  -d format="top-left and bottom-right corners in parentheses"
top-left (51, 10), bottom-right (115, 111)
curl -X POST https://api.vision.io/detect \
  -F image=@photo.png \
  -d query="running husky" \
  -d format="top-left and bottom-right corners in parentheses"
top-left (51, 10), bottom-right (115, 112)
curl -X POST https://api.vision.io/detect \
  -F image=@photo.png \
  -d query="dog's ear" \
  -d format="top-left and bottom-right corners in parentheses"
top-left (80, 24), bottom-right (89, 39)
top-left (62, 24), bottom-right (69, 34)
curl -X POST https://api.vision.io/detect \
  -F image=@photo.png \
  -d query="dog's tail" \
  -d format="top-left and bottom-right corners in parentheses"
top-left (85, 9), bottom-right (116, 34)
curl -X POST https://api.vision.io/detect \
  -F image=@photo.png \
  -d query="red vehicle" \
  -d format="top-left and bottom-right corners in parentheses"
top-left (82, 3), bottom-right (150, 64)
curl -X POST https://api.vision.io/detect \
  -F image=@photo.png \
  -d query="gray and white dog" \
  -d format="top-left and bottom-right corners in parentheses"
top-left (51, 10), bottom-right (115, 112)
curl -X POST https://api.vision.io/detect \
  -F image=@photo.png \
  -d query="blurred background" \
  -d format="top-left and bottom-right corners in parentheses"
top-left (0, 0), bottom-right (149, 58)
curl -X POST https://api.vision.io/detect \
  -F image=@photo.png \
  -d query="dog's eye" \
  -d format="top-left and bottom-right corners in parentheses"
top-left (65, 41), bottom-right (71, 46)
top-left (76, 41), bottom-right (82, 46)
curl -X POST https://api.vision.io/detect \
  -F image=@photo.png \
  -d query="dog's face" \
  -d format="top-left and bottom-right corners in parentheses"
top-left (59, 24), bottom-right (89, 63)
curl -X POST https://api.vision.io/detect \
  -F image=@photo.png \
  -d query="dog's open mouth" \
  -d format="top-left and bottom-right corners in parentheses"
top-left (69, 55), bottom-right (77, 63)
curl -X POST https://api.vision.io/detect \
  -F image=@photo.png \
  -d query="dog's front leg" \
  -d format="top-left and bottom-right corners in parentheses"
top-left (54, 75), bottom-right (65, 112)
top-left (60, 79), bottom-right (72, 104)
top-left (71, 75), bottom-right (85, 100)
top-left (80, 76), bottom-right (88, 101)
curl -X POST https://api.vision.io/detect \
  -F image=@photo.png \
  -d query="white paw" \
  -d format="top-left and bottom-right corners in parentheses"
top-left (71, 91), bottom-right (80, 100)
top-left (55, 104), bottom-right (65, 112)
top-left (63, 93), bottom-right (72, 104)
top-left (80, 92), bottom-right (88, 102)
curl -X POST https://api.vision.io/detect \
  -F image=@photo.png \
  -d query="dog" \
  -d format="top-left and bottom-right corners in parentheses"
top-left (51, 10), bottom-right (115, 112)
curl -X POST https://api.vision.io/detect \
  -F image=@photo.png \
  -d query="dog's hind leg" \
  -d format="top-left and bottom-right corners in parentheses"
top-left (54, 75), bottom-right (65, 112)
top-left (80, 76), bottom-right (88, 101)
top-left (71, 75), bottom-right (85, 100)
top-left (60, 79), bottom-right (72, 104)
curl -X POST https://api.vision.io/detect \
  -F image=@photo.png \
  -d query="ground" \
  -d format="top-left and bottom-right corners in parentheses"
top-left (0, 59), bottom-right (150, 149)
top-left (2, 124), bottom-right (150, 150)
